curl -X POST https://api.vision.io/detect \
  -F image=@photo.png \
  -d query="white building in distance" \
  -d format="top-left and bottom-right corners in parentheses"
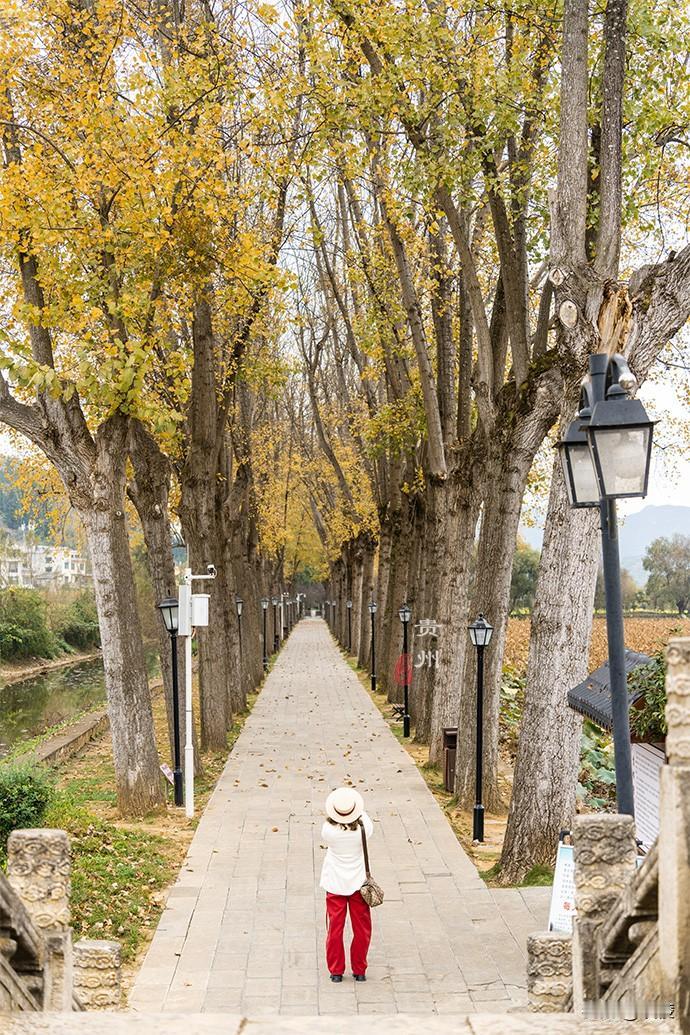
top-left (0, 531), bottom-right (90, 590)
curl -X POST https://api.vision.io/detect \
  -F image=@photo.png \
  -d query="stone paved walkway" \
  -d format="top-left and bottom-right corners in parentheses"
top-left (130, 619), bottom-right (550, 1017)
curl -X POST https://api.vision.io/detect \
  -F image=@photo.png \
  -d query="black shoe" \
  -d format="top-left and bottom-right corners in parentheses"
top-left (353, 974), bottom-right (366, 982)
top-left (330, 974), bottom-right (343, 982)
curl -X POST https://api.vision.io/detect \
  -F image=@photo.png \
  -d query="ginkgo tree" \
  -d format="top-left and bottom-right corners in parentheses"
top-left (0, 0), bottom-right (178, 814)
top-left (0, 0), bottom-right (304, 807)
top-left (297, 0), bottom-right (690, 826)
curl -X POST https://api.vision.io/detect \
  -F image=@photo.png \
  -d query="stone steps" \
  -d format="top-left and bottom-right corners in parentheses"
top-left (0, 1013), bottom-right (676, 1034)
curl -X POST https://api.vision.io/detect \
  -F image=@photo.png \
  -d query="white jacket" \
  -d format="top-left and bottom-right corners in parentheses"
top-left (319, 812), bottom-right (374, 896)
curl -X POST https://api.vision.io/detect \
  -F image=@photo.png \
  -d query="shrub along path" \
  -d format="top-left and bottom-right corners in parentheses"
top-left (130, 619), bottom-right (548, 1017)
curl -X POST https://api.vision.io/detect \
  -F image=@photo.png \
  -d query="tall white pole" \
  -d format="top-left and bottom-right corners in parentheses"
top-left (184, 629), bottom-right (194, 818)
top-left (179, 569), bottom-right (195, 819)
top-left (178, 560), bottom-right (215, 820)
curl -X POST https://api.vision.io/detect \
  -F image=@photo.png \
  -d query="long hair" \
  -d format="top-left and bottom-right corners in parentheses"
top-left (326, 816), bottom-right (360, 831)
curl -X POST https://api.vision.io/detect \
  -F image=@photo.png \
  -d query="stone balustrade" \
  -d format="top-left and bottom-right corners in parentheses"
top-left (527, 635), bottom-right (690, 1030)
top-left (0, 828), bottom-right (120, 1012)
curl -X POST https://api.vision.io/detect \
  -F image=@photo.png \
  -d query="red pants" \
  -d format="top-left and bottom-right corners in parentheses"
top-left (325, 891), bottom-right (372, 976)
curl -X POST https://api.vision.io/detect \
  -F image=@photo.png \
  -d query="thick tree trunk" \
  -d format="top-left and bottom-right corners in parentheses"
top-left (80, 423), bottom-right (164, 815)
top-left (428, 469), bottom-right (482, 765)
top-left (350, 539), bottom-right (364, 656)
top-left (179, 490), bottom-right (236, 750)
top-left (499, 458), bottom-right (599, 883)
top-left (453, 389), bottom-right (559, 808)
top-left (381, 499), bottom-right (414, 701)
top-left (128, 421), bottom-right (181, 766)
top-left (361, 539), bottom-right (376, 660)
top-left (412, 480), bottom-right (450, 742)
top-left (363, 515), bottom-right (389, 672)
top-left (179, 299), bottom-right (244, 747)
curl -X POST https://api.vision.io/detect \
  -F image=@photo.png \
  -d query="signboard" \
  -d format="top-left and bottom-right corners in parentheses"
top-left (548, 841), bottom-right (576, 934)
top-left (632, 743), bottom-right (665, 850)
top-left (548, 823), bottom-right (649, 938)
top-left (160, 763), bottom-right (175, 785)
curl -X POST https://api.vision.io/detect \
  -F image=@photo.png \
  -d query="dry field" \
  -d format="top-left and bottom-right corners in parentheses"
top-left (504, 615), bottom-right (690, 676)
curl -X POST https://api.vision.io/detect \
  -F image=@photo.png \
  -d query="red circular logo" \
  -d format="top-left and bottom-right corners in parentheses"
top-left (394, 653), bottom-right (413, 687)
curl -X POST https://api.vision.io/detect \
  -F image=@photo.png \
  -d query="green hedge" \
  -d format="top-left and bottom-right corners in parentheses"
top-left (0, 763), bottom-right (55, 861)
top-left (52, 591), bottom-right (100, 650)
top-left (0, 588), bottom-right (59, 660)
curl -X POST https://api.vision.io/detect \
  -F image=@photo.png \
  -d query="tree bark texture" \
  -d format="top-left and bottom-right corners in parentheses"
top-left (128, 420), bottom-right (184, 767)
top-left (380, 500), bottom-right (414, 702)
top-left (499, 457), bottom-right (599, 883)
top-left (80, 420), bottom-right (164, 815)
top-left (453, 379), bottom-right (561, 809)
top-left (428, 469), bottom-right (482, 765)
top-left (411, 481), bottom-right (449, 742)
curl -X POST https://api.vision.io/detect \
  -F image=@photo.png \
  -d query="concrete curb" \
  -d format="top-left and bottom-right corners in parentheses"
top-left (11, 678), bottom-right (164, 770)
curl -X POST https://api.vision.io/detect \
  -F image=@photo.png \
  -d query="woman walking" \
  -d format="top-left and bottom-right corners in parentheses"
top-left (320, 787), bottom-right (373, 982)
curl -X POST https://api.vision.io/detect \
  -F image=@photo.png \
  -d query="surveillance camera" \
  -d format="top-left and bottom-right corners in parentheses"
top-left (207, 564), bottom-right (217, 578)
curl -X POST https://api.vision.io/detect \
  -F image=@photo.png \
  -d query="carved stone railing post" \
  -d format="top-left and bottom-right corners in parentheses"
top-left (571, 813), bottom-right (637, 1014)
top-left (6, 829), bottom-right (73, 1011)
top-left (73, 940), bottom-right (121, 1009)
top-left (527, 932), bottom-right (572, 1012)
top-left (659, 637), bottom-right (690, 1032)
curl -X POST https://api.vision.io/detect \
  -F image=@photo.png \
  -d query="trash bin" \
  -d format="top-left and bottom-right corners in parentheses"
top-left (443, 727), bottom-right (458, 793)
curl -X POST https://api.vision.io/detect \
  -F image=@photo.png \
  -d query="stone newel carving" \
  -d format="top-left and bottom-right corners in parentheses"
top-left (573, 814), bottom-right (637, 922)
top-left (73, 940), bottom-right (121, 1009)
top-left (527, 932), bottom-right (572, 1012)
top-left (665, 638), bottom-right (690, 766)
top-left (6, 829), bottom-right (73, 1011)
top-left (6, 830), bottom-right (71, 932)
top-left (659, 637), bottom-right (690, 1032)
top-left (571, 814), bottom-right (637, 1012)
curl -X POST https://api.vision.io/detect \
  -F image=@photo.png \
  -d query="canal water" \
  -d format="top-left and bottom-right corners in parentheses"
top-left (0, 650), bottom-right (159, 759)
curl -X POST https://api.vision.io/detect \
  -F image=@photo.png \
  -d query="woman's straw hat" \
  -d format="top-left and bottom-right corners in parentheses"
top-left (325, 786), bottom-right (364, 824)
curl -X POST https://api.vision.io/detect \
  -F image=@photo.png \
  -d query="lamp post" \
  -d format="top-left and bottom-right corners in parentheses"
top-left (272, 596), bottom-right (279, 652)
top-left (369, 599), bottom-right (377, 694)
top-left (557, 353), bottom-right (655, 818)
top-left (282, 593), bottom-right (288, 639)
top-left (261, 597), bottom-right (269, 671)
top-left (469, 613), bottom-right (493, 843)
top-left (331, 599), bottom-right (336, 637)
top-left (347, 599), bottom-right (352, 652)
top-left (235, 596), bottom-right (243, 664)
top-left (158, 597), bottom-right (183, 806)
top-left (398, 603), bottom-right (412, 737)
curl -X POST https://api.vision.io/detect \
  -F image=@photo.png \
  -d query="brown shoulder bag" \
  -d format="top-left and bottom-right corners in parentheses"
top-left (359, 820), bottom-right (384, 908)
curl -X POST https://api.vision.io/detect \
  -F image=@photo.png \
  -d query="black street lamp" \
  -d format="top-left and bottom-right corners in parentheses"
top-left (469, 613), bottom-right (493, 843)
top-left (347, 599), bottom-right (352, 652)
top-left (158, 597), bottom-right (183, 807)
top-left (557, 353), bottom-right (655, 817)
top-left (398, 603), bottom-right (412, 737)
top-left (282, 594), bottom-right (288, 639)
top-left (369, 599), bottom-right (377, 694)
top-left (261, 597), bottom-right (269, 671)
top-left (272, 595), bottom-right (279, 652)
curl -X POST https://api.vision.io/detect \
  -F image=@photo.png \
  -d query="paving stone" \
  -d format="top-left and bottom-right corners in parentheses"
top-left (131, 621), bottom-right (533, 1016)
top-left (2, 1016), bottom-right (677, 1034)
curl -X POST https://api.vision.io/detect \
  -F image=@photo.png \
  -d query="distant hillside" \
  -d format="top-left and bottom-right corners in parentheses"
top-left (519, 505), bottom-right (690, 586)
top-left (619, 506), bottom-right (690, 585)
